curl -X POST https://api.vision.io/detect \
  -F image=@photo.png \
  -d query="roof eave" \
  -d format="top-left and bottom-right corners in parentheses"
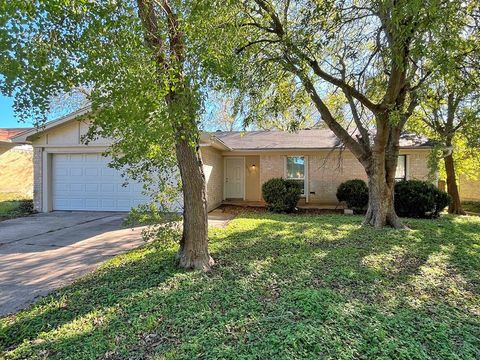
top-left (223, 145), bottom-right (433, 152)
top-left (0, 140), bottom-right (16, 149)
top-left (201, 132), bottom-right (232, 151)
top-left (11, 105), bottom-right (92, 143)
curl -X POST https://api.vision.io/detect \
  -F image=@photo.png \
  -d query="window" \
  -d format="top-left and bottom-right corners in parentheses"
top-left (395, 155), bottom-right (407, 181)
top-left (286, 156), bottom-right (305, 195)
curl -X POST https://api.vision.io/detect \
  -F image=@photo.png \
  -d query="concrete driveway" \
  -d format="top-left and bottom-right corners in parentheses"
top-left (0, 212), bottom-right (145, 317)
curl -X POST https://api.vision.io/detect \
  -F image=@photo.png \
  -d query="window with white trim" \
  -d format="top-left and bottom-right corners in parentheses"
top-left (395, 155), bottom-right (407, 181)
top-left (286, 156), bottom-right (305, 195)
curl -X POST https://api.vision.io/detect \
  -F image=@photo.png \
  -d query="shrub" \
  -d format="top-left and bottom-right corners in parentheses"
top-left (262, 178), bottom-right (301, 213)
top-left (394, 180), bottom-right (450, 218)
top-left (432, 187), bottom-right (451, 217)
top-left (336, 179), bottom-right (369, 210)
top-left (18, 199), bottom-right (34, 214)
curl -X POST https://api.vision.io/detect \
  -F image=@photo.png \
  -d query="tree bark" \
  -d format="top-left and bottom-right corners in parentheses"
top-left (174, 137), bottom-right (214, 271)
top-left (136, 0), bottom-right (213, 270)
top-left (362, 125), bottom-right (406, 229)
top-left (444, 150), bottom-right (466, 215)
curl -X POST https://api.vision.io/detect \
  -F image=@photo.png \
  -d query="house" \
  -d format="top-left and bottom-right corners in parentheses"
top-left (12, 109), bottom-right (433, 213)
top-left (0, 128), bottom-right (34, 196)
top-left (0, 128), bottom-right (28, 155)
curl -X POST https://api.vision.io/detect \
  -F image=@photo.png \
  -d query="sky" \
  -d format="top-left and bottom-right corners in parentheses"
top-left (0, 94), bottom-right (32, 128)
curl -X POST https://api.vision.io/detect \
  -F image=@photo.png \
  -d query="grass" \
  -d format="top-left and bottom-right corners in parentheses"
top-left (1, 214), bottom-right (479, 359)
top-left (463, 201), bottom-right (480, 214)
top-left (0, 193), bottom-right (33, 221)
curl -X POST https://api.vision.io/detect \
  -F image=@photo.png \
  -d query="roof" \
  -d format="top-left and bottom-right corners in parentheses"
top-left (9, 106), bottom-right (432, 151)
top-left (11, 105), bottom-right (91, 143)
top-left (213, 129), bottom-right (433, 150)
top-left (0, 128), bottom-right (32, 141)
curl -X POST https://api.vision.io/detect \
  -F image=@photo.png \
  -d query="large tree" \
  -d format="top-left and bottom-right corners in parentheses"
top-left (407, 13), bottom-right (480, 215)
top-left (0, 0), bottom-right (214, 270)
top-left (199, 0), bottom-right (476, 227)
top-left (411, 78), bottom-right (480, 215)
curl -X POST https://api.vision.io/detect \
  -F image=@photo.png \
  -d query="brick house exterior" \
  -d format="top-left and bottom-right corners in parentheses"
top-left (12, 110), bottom-right (434, 212)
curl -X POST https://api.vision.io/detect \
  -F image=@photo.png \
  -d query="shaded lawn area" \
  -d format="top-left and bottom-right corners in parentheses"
top-left (463, 201), bottom-right (480, 214)
top-left (0, 193), bottom-right (32, 221)
top-left (1, 214), bottom-right (479, 359)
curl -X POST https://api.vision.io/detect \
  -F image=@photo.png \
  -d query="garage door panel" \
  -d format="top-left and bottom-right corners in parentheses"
top-left (85, 199), bottom-right (100, 209)
top-left (84, 167), bottom-right (99, 176)
top-left (52, 153), bottom-right (150, 211)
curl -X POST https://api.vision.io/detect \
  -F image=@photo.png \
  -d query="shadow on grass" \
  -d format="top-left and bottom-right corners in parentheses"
top-left (1, 213), bottom-right (479, 359)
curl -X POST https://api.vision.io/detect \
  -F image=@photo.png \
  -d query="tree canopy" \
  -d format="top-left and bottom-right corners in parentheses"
top-left (194, 0), bottom-right (479, 227)
top-left (0, 0), bottom-right (216, 269)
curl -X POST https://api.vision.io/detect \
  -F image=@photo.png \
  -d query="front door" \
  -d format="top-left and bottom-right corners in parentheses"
top-left (225, 157), bottom-right (244, 199)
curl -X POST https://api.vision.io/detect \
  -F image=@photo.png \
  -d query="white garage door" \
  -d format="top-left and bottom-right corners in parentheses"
top-left (52, 153), bottom-right (149, 211)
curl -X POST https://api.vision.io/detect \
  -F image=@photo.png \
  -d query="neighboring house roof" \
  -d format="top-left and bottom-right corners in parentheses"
top-left (214, 129), bottom-right (433, 150)
top-left (0, 140), bottom-right (15, 149)
top-left (0, 128), bottom-right (34, 149)
top-left (0, 128), bottom-right (32, 141)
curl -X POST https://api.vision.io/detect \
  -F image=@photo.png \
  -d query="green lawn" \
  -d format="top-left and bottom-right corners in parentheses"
top-left (463, 201), bottom-right (480, 214)
top-left (0, 193), bottom-right (33, 221)
top-left (1, 214), bottom-right (479, 359)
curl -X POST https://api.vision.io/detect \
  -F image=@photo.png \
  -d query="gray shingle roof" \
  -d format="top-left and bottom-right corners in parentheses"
top-left (213, 129), bottom-right (433, 150)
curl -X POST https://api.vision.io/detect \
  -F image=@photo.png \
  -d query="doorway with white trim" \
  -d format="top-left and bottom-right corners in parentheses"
top-left (224, 157), bottom-right (245, 199)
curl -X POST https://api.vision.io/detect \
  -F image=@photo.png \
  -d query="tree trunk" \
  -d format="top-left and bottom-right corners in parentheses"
top-left (175, 138), bottom-right (214, 271)
top-left (363, 152), bottom-right (405, 229)
top-left (363, 124), bottom-right (406, 229)
top-left (136, 0), bottom-right (213, 270)
top-left (444, 151), bottom-right (466, 215)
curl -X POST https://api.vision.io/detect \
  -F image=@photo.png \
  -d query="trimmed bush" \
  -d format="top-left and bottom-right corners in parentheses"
top-left (394, 180), bottom-right (450, 218)
top-left (336, 179), bottom-right (369, 210)
top-left (262, 178), bottom-right (301, 213)
top-left (18, 199), bottom-right (34, 214)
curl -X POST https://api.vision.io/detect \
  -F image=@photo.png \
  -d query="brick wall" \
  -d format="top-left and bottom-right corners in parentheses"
top-left (33, 147), bottom-right (43, 211)
top-left (259, 155), bottom-right (284, 186)
top-left (404, 150), bottom-right (431, 181)
top-left (258, 150), bottom-right (432, 205)
top-left (308, 152), bottom-right (367, 204)
top-left (459, 175), bottom-right (480, 201)
top-left (201, 146), bottom-right (224, 211)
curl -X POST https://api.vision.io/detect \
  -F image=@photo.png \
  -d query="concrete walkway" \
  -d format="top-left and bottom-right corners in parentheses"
top-left (207, 208), bottom-right (236, 228)
top-left (0, 210), bottom-right (235, 317)
top-left (0, 212), bottom-right (146, 316)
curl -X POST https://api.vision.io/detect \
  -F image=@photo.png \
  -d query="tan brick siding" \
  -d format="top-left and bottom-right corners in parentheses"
top-left (308, 152), bottom-right (367, 204)
top-left (259, 155), bottom-right (284, 186)
top-left (404, 150), bottom-right (431, 181)
top-left (245, 155), bottom-right (260, 201)
top-left (33, 147), bottom-right (43, 211)
top-left (258, 150), bottom-right (431, 205)
top-left (459, 175), bottom-right (480, 201)
top-left (201, 147), bottom-right (224, 211)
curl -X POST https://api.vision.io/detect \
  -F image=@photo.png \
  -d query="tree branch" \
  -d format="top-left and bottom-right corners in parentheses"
top-left (308, 59), bottom-right (380, 113)
top-left (284, 59), bottom-right (369, 164)
top-left (235, 39), bottom-right (280, 54)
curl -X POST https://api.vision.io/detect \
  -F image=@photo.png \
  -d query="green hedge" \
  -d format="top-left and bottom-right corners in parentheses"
top-left (336, 179), bottom-right (369, 210)
top-left (262, 178), bottom-right (301, 213)
top-left (394, 180), bottom-right (450, 218)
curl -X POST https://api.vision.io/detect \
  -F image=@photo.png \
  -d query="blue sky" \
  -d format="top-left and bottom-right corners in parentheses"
top-left (0, 94), bottom-right (32, 128)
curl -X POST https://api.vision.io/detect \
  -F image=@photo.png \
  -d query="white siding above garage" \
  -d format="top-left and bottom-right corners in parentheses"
top-left (52, 153), bottom-right (149, 211)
